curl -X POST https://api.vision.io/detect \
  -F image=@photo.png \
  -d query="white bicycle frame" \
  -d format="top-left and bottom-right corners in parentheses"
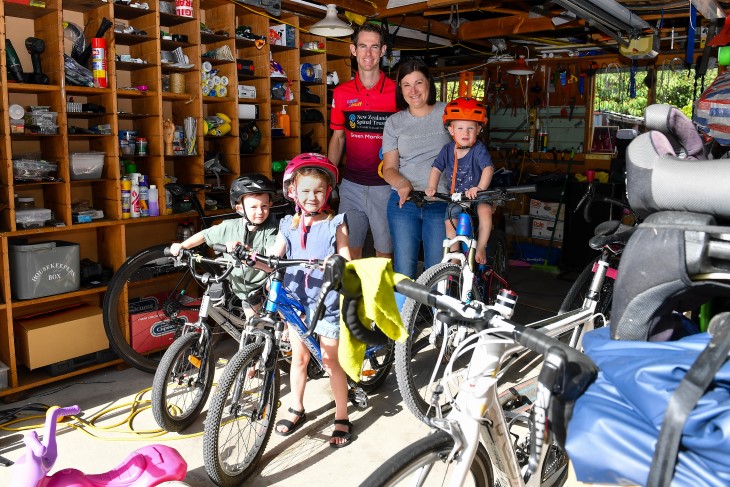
top-left (424, 303), bottom-right (600, 487)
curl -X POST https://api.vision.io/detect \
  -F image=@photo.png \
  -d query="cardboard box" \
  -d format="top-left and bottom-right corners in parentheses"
top-left (531, 217), bottom-right (564, 241)
top-left (15, 305), bottom-right (108, 370)
top-left (529, 198), bottom-right (565, 220)
top-left (269, 24), bottom-right (295, 47)
top-left (129, 293), bottom-right (201, 354)
top-left (238, 85), bottom-right (256, 99)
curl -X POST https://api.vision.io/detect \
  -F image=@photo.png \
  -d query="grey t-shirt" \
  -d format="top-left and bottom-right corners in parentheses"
top-left (382, 101), bottom-right (451, 192)
top-left (202, 217), bottom-right (278, 299)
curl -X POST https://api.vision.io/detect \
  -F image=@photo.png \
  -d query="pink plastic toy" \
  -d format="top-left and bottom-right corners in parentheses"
top-left (11, 405), bottom-right (188, 487)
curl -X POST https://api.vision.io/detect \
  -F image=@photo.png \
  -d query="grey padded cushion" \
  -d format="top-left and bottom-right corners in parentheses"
top-left (644, 104), bottom-right (704, 160)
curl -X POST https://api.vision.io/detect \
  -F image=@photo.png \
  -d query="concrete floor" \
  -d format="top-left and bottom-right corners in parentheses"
top-left (0, 265), bottom-right (581, 486)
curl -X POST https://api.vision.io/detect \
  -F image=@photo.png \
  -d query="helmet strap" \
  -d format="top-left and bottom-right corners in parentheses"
top-left (450, 145), bottom-right (459, 194)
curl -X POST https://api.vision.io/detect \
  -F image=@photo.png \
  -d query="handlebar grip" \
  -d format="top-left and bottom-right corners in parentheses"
top-left (164, 246), bottom-right (172, 257)
top-left (212, 243), bottom-right (227, 254)
top-left (395, 278), bottom-right (439, 307)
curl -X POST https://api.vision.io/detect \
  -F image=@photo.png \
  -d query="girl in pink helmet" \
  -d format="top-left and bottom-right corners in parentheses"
top-left (269, 153), bottom-right (354, 448)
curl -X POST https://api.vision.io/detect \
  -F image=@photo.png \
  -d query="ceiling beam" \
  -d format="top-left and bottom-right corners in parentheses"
top-left (384, 15), bottom-right (455, 40)
top-left (458, 13), bottom-right (582, 40)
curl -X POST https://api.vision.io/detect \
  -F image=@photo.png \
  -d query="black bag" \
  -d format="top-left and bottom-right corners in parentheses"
top-left (301, 86), bottom-right (320, 104)
top-left (302, 109), bottom-right (324, 123)
top-left (240, 121), bottom-right (261, 153)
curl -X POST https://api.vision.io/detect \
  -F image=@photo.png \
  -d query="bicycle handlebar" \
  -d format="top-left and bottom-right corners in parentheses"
top-left (408, 184), bottom-right (537, 208)
top-left (164, 246), bottom-right (237, 283)
top-left (230, 246), bottom-right (344, 339)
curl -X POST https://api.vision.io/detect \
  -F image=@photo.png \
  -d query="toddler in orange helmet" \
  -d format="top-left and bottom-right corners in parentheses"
top-left (425, 97), bottom-right (495, 264)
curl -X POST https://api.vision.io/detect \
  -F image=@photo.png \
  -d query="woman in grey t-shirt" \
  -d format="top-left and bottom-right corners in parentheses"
top-left (381, 59), bottom-right (450, 303)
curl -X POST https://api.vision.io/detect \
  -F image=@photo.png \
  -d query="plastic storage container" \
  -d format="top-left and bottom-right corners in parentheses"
top-left (15, 208), bottom-right (53, 229)
top-left (70, 152), bottom-right (105, 180)
top-left (9, 241), bottom-right (81, 299)
top-left (12, 159), bottom-right (57, 181)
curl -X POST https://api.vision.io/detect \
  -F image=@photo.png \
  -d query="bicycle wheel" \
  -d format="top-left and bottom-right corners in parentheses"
top-left (360, 430), bottom-right (493, 487)
top-left (396, 263), bottom-right (477, 421)
top-left (151, 332), bottom-right (216, 432)
top-left (204, 342), bottom-right (279, 487)
top-left (359, 339), bottom-right (395, 393)
top-left (559, 256), bottom-right (614, 321)
top-left (103, 244), bottom-right (203, 373)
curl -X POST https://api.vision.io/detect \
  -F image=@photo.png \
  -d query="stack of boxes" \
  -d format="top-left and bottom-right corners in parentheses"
top-left (503, 196), bottom-right (565, 265)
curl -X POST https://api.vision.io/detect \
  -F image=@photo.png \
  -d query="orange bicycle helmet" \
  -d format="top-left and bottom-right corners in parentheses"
top-left (442, 97), bottom-right (487, 127)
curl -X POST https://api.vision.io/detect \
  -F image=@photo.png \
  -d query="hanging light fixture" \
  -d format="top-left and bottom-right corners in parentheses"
top-left (309, 4), bottom-right (354, 37)
top-left (507, 47), bottom-right (535, 76)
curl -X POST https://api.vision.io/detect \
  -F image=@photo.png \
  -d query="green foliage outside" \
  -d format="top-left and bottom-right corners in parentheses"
top-left (594, 67), bottom-right (718, 119)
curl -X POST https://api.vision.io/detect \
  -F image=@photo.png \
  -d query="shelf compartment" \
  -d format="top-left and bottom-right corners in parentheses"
top-left (62, 0), bottom-right (108, 12)
top-left (4, 3), bottom-right (56, 19)
top-left (159, 12), bottom-right (197, 27)
top-left (115, 61), bottom-right (157, 71)
top-left (114, 33), bottom-right (157, 46)
top-left (7, 83), bottom-right (61, 94)
top-left (200, 32), bottom-right (232, 45)
top-left (113, 3), bottom-right (154, 20)
top-left (160, 39), bottom-right (194, 50)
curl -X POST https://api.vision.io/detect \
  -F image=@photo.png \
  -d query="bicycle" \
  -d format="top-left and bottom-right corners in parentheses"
top-left (395, 185), bottom-right (537, 420)
top-left (102, 183), bottom-right (290, 373)
top-left (353, 267), bottom-right (599, 487)
top-left (558, 184), bottom-right (637, 320)
top-left (202, 250), bottom-right (393, 487)
top-left (150, 246), bottom-right (245, 432)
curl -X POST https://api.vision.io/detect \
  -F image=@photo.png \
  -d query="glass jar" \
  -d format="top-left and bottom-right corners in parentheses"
top-left (136, 137), bottom-right (148, 155)
top-left (17, 197), bottom-right (35, 209)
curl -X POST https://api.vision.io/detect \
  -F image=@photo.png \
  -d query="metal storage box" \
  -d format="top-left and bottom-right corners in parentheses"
top-left (9, 241), bottom-right (81, 299)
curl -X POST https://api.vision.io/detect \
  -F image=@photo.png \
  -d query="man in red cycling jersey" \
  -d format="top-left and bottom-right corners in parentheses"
top-left (328, 22), bottom-right (396, 259)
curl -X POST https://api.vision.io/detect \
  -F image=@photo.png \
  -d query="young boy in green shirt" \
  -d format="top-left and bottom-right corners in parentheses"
top-left (169, 174), bottom-right (278, 316)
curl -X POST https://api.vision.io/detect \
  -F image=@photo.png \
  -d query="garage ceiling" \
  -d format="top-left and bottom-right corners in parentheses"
top-left (281, 0), bottom-right (730, 64)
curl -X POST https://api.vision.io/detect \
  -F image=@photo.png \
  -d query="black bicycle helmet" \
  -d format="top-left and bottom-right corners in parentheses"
top-left (229, 173), bottom-right (276, 208)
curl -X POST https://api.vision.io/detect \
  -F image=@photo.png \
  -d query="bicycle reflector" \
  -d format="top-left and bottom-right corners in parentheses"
top-left (494, 289), bottom-right (518, 319)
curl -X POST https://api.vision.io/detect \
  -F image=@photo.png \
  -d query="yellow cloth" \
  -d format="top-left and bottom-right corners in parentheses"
top-left (338, 258), bottom-right (409, 381)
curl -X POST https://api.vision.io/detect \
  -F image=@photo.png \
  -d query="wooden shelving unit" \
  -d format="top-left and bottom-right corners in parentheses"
top-left (0, 0), bottom-right (337, 397)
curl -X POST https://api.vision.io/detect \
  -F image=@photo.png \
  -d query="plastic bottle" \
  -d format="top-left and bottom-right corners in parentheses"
top-left (139, 175), bottom-right (149, 217)
top-left (278, 105), bottom-right (291, 137)
top-left (130, 173), bottom-right (140, 218)
top-left (148, 184), bottom-right (160, 216)
top-left (164, 175), bottom-right (173, 215)
top-left (121, 176), bottom-right (132, 219)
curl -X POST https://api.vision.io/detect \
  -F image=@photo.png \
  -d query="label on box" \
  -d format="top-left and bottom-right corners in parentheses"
top-left (129, 293), bottom-right (200, 354)
top-left (529, 198), bottom-right (565, 220)
top-left (531, 218), bottom-right (564, 241)
top-left (238, 85), bottom-right (256, 99)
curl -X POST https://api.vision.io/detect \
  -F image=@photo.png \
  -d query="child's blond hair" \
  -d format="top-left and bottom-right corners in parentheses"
top-left (289, 167), bottom-right (334, 230)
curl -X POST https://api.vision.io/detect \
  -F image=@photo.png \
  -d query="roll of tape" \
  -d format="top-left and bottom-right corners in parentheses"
top-left (202, 61), bottom-right (213, 73)
top-left (202, 85), bottom-right (211, 96)
top-left (206, 78), bottom-right (215, 88)
top-left (212, 75), bottom-right (221, 86)
top-left (220, 76), bottom-right (229, 86)
top-left (301, 63), bottom-right (315, 82)
top-left (218, 86), bottom-right (227, 97)
top-left (9, 104), bottom-right (25, 120)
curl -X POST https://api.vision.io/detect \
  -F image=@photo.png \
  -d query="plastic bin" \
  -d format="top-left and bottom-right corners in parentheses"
top-left (70, 152), bottom-right (105, 180)
top-left (15, 208), bottom-right (53, 229)
top-left (9, 241), bottom-right (81, 299)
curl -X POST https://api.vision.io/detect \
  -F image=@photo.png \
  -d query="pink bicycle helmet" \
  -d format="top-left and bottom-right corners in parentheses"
top-left (282, 153), bottom-right (338, 201)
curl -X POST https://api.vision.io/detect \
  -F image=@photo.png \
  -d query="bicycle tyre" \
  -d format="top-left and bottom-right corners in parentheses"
top-left (203, 342), bottom-right (279, 487)
top-left (103, 244), bottom-right (202, 373)
top-left (559, 256), bottom-right (614, 321)
top-left (360, 430), bottom-right (493, 487)
top-left (359, 339), bottom-right (395, 393)
top-left (396, 263), bottom-right (478, 421)
top-left (151, 332), bottom-right (216, 432)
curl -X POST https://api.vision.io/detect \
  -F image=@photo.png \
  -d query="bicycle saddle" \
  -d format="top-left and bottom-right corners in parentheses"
top-left (165, 183), bottom-right (209, 197)
top-left (588, 223), bottom-right (636, 250)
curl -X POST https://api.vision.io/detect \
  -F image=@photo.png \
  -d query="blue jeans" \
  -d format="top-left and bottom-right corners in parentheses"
top-left (387, 191), bottom-right (447, 308)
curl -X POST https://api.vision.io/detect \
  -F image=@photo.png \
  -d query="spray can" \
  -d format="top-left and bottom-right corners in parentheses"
top-left (121, 176), bottom-right (132, 219)
top-left (91, 38), bottom-right (107, 88)
top-left (130, 173), bottom-right (141, 218)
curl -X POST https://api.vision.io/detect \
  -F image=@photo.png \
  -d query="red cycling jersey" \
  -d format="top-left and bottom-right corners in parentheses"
top-left (330, 71), bottom-right (396, 186)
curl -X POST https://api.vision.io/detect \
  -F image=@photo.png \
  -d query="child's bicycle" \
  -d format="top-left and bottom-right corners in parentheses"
top-left (11, 405), bottom-right (188, 487)
top-left (395, 185), bottom-right (535, 420)
top-left (102, 183), bottom-right (291, 374)
top-left (202, 250), bottom-right (393, 486)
